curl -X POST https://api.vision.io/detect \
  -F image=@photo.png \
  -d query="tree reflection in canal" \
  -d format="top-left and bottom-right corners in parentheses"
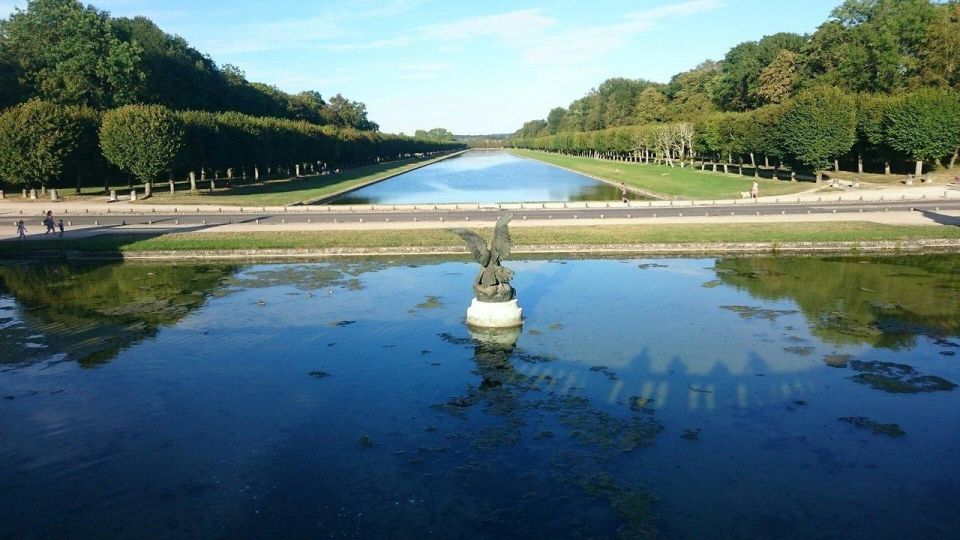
top-left (0, 262), bottom-right (235, 366)
top-left (714, 255), bottom-right (960, 349)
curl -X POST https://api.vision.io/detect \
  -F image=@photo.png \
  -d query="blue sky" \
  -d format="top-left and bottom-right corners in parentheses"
top-left (1, 0), bottom-right (841, 134)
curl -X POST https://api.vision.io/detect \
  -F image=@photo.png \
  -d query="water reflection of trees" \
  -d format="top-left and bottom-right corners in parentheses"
top-left (0, 262), bottom-right (235, 366)
top-left (715, 255), bottom-right (960, 349)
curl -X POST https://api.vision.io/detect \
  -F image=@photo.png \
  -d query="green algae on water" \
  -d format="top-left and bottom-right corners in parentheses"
top-left (415, 296), bottom-right (444, 309)
top-left (720, 305), bottom-right (799, 321)
top-left (839, 416), bottom-right (905, 438)
top-left (847, 361), bottom-right (957, 393)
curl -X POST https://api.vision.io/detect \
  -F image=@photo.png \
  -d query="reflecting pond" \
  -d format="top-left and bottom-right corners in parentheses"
top-left (1, 255), bottom-right (959, 539)
top-left (329, 150), bottom-right (625, 205)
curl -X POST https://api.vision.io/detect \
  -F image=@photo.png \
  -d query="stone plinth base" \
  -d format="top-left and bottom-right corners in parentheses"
top-left (466, 298), bottom-right (522, 328)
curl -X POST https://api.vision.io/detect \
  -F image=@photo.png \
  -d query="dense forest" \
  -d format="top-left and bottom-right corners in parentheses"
top-left (0, 0), bottom-right (464, 191)
top-left (512, 0), bottom-right (960, 179)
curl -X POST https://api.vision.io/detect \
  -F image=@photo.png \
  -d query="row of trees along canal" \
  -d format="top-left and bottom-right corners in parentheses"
top-left (0, 0), bottom-right (464, 192)
top-left (511, 87), bottom-right (960, 182)
top-left (0, 101), bottom-right (465, 193)
top-left (511, 0), bottom-right (960, 181)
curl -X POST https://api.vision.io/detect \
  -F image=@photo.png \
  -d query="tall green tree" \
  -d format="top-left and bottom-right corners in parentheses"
top-left (757, 50), bottom-right (799, 105)
top-left (884, 88), bottom-right (960, 175)
top-left (666, 60), bottom-right (720, 120)
top-left (545, 107), bottom-right (567, 135)
top-left (0, 0), bottom-right (143, 109)
top-left (778, 86), bottom-right (856, 181)
top-left (0, 100), bottom-right (80, 189)
top-left (634, 87), bottom-right (670, 124)
top-left (916, 2), bottom-right (960, 89)
top-left (804, 0), bottom-right (938, 93)
top-left (324, 94), bottom-right (379, 131)
top-left (714, 32), bottom-right (807, 111)
top-left (99, 104), bottom-right (184, 185)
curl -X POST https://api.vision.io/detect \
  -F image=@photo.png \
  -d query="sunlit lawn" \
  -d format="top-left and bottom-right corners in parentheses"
top-left (5, 222), bottom-right (959, 255)
top-left (139, 154), bottom-right (456, 207)
top-left (510, 149), bottom-right (818, 200)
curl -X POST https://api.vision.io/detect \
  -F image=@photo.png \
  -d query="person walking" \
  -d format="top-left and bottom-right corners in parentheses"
top-left (751, 180), bottom-right (759, 199)
top-left (57, 219), bottom-right (64, 238)
top-left (620, 182), bottom-right (628, 203)
top-left (16, 220), bottom-right (27, 239)
top-left (43, 211), bottom-right (55, 235)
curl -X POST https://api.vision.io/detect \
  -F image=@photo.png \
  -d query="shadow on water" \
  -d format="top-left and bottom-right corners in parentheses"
top-left (221, 326), bottom-right (664, 539)
top-left (714, 255), bottom-right (960, 348)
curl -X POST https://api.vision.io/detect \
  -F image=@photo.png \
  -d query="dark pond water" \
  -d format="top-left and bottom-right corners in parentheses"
top-left (1, 255), bottom-right (959, 539)
top-left (330, 150), bottom-right (624, 205)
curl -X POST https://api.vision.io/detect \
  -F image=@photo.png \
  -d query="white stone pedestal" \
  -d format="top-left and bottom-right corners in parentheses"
top-left (466, 298), bottom-right (523, 328)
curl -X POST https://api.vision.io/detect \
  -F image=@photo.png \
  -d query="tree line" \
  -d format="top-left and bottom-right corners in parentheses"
top-left (0, 0), bottom-right (378, 129)
top-left (512, 0), bottom-right (960, 177)
top-left (512, 86), bottom-right (960, 181)
top-left (0, 101), bottom-right (465, 192)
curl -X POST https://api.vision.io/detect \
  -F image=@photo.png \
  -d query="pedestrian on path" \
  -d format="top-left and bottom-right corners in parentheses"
top-left (16, 220), bottom-right (27, 239)
top-left (43, 211), bottom-right (55, 234)
top-left (620, 182), bottom-right (628, 203)
top-left (751, 181), bottom-right (759, 199)
top-left (57, 219), bottom-right (64, 238)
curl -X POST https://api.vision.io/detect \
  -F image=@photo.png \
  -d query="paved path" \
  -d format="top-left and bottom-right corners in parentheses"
top-left (2, 185), bottom-right (959, 241)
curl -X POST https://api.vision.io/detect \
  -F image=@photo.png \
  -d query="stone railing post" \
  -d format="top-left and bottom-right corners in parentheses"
top-left (29, 189), bottom-right (37, 199)
top-left (50, 188), bottom-right (58, 201)
top-left (189, 171), bottom-right (197, 192)
top-left (144, 182), bottom-right (152, 198)
top-left (109, 190), bottom-right (118, 202)
top-left (169, 180), bottom-right (175, 194)
top-left (130, 189), bottom-right (137, 201)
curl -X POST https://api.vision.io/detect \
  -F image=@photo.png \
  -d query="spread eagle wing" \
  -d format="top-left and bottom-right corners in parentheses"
top-left (491, 213), bottom-right (513, 261)
top-left (454, 229), bottom-right (491, 266)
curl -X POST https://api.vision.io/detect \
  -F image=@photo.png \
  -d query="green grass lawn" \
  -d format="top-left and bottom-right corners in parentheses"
top-left (4, 222), bottom-right (958, 255)
top-left (138, 154), bottom-right (457, 207)
top-left (510, 149), bottom-right (817, 200)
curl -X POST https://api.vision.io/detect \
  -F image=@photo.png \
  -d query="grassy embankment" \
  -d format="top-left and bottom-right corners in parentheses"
top-left (5, 153), bottom-right (453, 206)
top-left (4, 223), bottom-right (960, 255)
top-left (510, 149), bottom-right (818, 200)
top-left (138, 153), bottom-right (459, 206)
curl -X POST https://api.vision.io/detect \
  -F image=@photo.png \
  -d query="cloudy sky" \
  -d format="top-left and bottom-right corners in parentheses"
top-left (1, 0), bottom-right (840, 134)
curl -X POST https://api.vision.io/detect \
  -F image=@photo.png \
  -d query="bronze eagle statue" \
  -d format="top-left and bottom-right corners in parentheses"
top-left (455, 213), bottom-right (515, 303)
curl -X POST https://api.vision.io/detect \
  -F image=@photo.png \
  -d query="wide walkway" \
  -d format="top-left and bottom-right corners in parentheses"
top-left (2, 184), bottom-right (959, 242)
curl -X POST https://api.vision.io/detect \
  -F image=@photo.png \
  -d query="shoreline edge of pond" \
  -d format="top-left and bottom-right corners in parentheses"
top-left (5, 238), bottom-right (960, 261)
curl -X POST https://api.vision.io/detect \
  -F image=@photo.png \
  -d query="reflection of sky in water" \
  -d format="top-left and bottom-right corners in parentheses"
top-left (331, 150), bottom-right (623, 204)
top-left (1, 257), bottom-right (959, 539)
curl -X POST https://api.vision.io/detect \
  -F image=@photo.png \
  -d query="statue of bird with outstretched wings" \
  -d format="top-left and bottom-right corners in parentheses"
top-left (455, 213), bottom-right (515, 303)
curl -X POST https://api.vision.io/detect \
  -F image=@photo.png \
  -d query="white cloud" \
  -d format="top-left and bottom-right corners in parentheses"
top-left (415, 9), bottom-right (556, 45)
top-left (387, 1), bottom-right (722, 68)
top-left (395, 62), bottom-right (450, 80)
top-left (520, 0), bottom-right (722, 66)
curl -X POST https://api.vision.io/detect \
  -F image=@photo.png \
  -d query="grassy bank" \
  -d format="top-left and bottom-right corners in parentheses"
top-left (132, 153), bottom-right (458, 207)
top-left (4, 222), bottom-right (960, 255)
top-left (510, 149), bottom-right (816, 200)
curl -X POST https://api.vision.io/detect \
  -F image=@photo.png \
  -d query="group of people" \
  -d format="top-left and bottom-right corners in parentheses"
top-left (16, 210), bottom-right (63, 239)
